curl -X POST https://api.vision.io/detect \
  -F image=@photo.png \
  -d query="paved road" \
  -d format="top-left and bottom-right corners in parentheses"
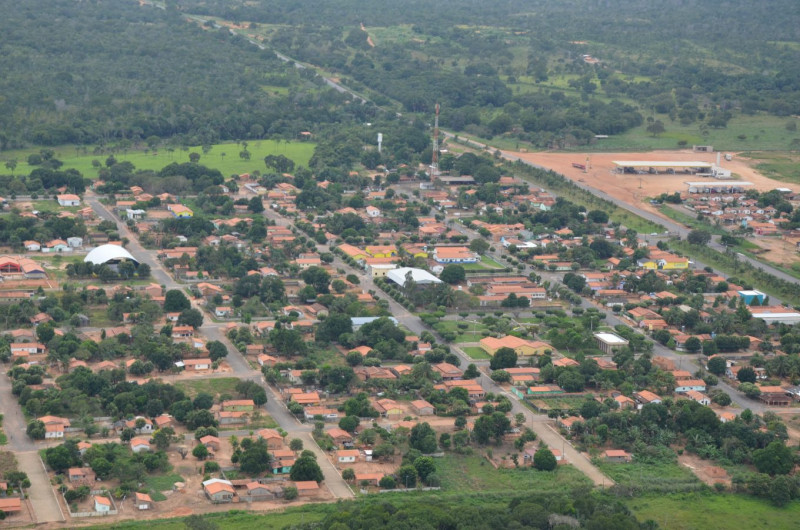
top-left (443, 132), bottom-right (797, 297)
top-left (16, 451), bottom-right (64, 523)
top-left (85, 194), bottom-right (353, 497)
top-left (0, 371), bottom-right (65, 522)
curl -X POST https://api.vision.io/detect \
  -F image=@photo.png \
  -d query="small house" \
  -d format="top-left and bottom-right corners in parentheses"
top-left (130, 437), bottom-right (151, 453)
top-left (294, 481), bottom-right (320, 497)
top-left (336, 449), bottom-right (359, 464)
top-left (94, 495), bottom-right (112, 513)
top-left (134, 492), bottom-right (153, 510)
top-left (203, 479), bottom-right (235, 503)
top-left (603, 450), bottom-right (632, 463)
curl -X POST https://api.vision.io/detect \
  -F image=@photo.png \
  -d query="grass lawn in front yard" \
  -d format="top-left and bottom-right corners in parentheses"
top-left (438, 453), bottom-right (591, 494)
top-left (462, 346), bottom-right (491, 360)
top-left (629, 492), bottom-right (800, 530)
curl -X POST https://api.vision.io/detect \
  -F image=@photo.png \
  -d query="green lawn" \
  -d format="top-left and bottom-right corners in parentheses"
top-left (437, 453), bottom-right (591, 494)
top-left (0, 414), bottom-right (6, 445)
top-left (629, 493), bottom-right (800, 530)
top-left (595, 460), bottom-right (702, 494)
top-left (462, 346), bottom-right (491, 359)
top-left (576, 113), bottom-right (800, 153)
top-left (143, 473), bottom-right (184, 501)
top-left (745, 151), bottom-right (800, 185)
top-left (174, 377), bottom-right (241, 399)
top-left (90, 506), bottom-right (333, 529)
top-left (2, 140), bottom-right (315, 179)
top-left (463, 256), bottom-right (505, 271)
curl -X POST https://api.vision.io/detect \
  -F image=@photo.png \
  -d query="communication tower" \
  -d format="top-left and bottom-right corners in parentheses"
top-left (431, 103), bottom-right (440, 177)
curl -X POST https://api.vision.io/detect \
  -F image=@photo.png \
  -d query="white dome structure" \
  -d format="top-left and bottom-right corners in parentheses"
top-left (84, 244), bottom-right (139, 266)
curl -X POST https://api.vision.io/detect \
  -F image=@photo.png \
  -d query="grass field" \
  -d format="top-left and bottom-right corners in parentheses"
top-left (1, 140), bottom-right (315, 179)
top-left (144, 473), bottom-right (184, 501)
top-left (92, 506), bottom-right (333, 530)
top-left (0, 415), bottom-right (6, 445)
top-left (745, 151), bottom-right (800, 185)
top-left (434, 320), bottom-right (489, 343)
top-left (437, 453), bottom-right (591, 494)
top-left (595, 460), bottom-right (702, 494)
top-left (463, 256), bottom-right (505, 271)
top-left (629, 492), bottom-right (800, 530)
top-left (462, 346), bottom-right (491, 359)
top-left (174, 377), bottom-right (241, 398)
top-left (577, 114), bottom-right (800, 153)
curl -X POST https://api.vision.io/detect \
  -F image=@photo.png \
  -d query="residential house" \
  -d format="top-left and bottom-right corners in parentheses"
top-left (134, 492), bottom-right (154, 510)
top-left (182, 358), bottom-right (212, 371)
top-left (94, 495), bottom-right (112, 513)
top-left (69, 467), bottom-right (90, 483)
top-left (684, 390), bottom-right (711, 406)
top-left (257, 429), bottom-right (284, 450)
top-left (336, 450), bottom-right (359, 464)
top-left (603, 450), bottom-right (632, 463)
top-left (130, 437), bottom-right (151, 453)
top-left (57, 194), bottom-right (81, 207)
top-left (674, 379), bottom-right (707, 394)
top-left (294, 481), bottom-right (320, 497)
top-left (200, 435), bottom-right (221, 452)
top-left (633, 390), bottom-right (662, 409)
top-left (221, 400), bottom-right (255, 412)
top-left (204, 479), bottom-right (235, 503)
top-left (411, 399), bottom-right (434, 416)
top-left (327, 428), bottom-right (354, 448)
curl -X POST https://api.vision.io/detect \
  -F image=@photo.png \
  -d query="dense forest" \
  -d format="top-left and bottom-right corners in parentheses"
top-left (2, 0), bottom-right (798, 153)
top-left (178, 0), bottom-right (800, 147)
top-left (0, 0), bottom-right (375, 149)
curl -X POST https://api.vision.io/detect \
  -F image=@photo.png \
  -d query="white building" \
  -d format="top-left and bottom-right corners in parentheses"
top-left (386, 267), bottom-right (442, 288)
top-left (594, 332), bottom-right (629, 354)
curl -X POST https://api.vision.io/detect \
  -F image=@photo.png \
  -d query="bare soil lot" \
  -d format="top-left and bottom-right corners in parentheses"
top-left (508, 150), bottom-right (791, 219)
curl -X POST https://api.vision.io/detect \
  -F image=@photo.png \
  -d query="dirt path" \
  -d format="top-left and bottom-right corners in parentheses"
top-left (360, 23), bottom-right (375, 47)
top-left (17, 451), bottom-right (64, 523)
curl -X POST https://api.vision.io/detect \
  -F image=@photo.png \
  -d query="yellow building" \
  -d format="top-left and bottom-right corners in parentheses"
top-left (366, 245), bottom-right (398, 258)
top-left (337, 243), bottom-right (368, 261)
top-left (479, 335), bottom-right (553, 357)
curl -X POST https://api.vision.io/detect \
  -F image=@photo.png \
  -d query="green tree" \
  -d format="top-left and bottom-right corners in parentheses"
top-left (289, 455), bottom-right (324, 482)
top-left (533, 447), bottom-right (557, 471)
top-left (413, 456), bottom-right (436, 482)
top-left (26, 420), bottom-right (45, 440)
top-left (164, 289), bottom-right (191, 312)
top-left (178, 308), bottom-right (204, 328)
top-left (707, 356), bottom-right (726, 376)
top-left (338, 415), bottom-right (360, 433)
top-left (396, 465), bottom-right (417, 488)
top-left (687, 229), bottom-right (712, 246)
top-left (192, 444), bottom-right (209, 460)
top-left (753, 441), bottom-right (794, 475)
top-left (439, 265), bottom-right (466, 285)
top-left (489, 347), bottom-right (517, 370)
top-left (409, 423), bottom-right (438, 454)
top-left (737, 366), bottom-right (757, 383)
top-left (207, 341), bottom-right (228, 361)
